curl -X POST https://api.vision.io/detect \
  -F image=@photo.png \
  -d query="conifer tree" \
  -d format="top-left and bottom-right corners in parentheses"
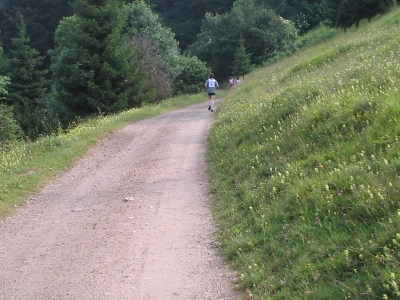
top-left (231, 38), bottom-right (252, 80)
top-left (0, 41), bottom-right (10, 106)
top-left (0, 42), bottom-right (8, 75)
top-left (5, 15), bottom-right (48, 139)
top-left (0, 52), bottom-right (16, 148)
top-left (0, 43), bottom-right (9, 103)
top-left (51, 0), bottom-right (145, 118)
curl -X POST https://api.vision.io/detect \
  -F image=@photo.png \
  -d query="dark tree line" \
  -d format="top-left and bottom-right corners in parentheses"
top-left (0, 0), bottom-right (73, 68)
top-left (323, 0), bottom-right (394, 30)
top-left (0, 0), bottom-right (397, 57)
top-left (148, 0), bottom-right (397, 50)
top-left (0, 0), bottom-right (398, 144)
top-left (187, 0), bottom-right (298, 77)
top-left (147, 0), bottom-right (235, 50)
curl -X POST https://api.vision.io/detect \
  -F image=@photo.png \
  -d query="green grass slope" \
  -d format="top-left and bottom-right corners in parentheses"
top-left (208, 9), bottom-right (400, 300)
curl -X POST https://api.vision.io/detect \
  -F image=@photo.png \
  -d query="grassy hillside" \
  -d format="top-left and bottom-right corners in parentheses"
top-left (208, 8), bottom-right (400, 300)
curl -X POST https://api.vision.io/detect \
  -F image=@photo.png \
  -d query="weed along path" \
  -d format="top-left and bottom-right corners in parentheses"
top-left (0, 100), bottom-right (242, 300)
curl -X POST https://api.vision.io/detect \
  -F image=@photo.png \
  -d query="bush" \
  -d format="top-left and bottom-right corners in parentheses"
top-left (173, 55), bottom-right (211, 95)
top-left (0, 104), bottom-right (20, 150)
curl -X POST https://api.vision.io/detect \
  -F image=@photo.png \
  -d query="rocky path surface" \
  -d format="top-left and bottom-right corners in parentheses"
top-left (0, 100), bottom-right (242, 300)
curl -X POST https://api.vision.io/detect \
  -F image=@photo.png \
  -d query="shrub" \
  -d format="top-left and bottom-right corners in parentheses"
top-left (0, 104), bottom-right (20, 150)
top-left (173, 55), bottom-right (211, 95)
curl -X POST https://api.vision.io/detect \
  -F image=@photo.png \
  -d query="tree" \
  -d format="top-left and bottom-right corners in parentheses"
top-left (148, 0), bottom-right (235, 50)
top-left (50, 0), bottom-right (146, 119)
top-left (173, 55), bottom-right (211, 95)
top-left (0, 42), bottom-right (19, 148)
top-left (125, 1), bottom-right (180, 101)
top-left (0, 0), bottom-right (73, 69)
top-left (0, 76), bottom-right (8, 97)
top-left (0, 102), bottom-right (20, 150)
top-left (126, 1), bottom-right (211, 97)
top-left (187, 0), bottom-right (297, 77)
top-left (231, 38), bottom-right (252, 80)
top-left (258, 0), bottom-right (325, 32)
top-left (0, 40), bottom-right (8, 75)
top-left (323, 0), bottom-right (394, 30)
top-left (5, 16), bottom-right (48, 139)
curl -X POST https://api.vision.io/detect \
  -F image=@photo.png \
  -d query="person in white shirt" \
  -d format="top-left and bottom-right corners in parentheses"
top-left (229, 77), bottom-right (234, 88)
top-left (204, 73), bottom-right (219, 112)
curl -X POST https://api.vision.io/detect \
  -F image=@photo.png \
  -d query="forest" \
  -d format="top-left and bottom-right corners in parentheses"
top-left (0, 0), bottom-right (397, 144)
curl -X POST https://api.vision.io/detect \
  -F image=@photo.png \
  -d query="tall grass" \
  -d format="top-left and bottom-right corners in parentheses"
top-left (0, 91), bottom-right (227, 217)
top-left (208, 8), bottom-right (400, 299)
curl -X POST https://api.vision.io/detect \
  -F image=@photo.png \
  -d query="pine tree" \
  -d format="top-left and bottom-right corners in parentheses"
top-left (231, 38), bottom-right (252, 80)
top-left (5, 15), bottom-right (47, 139)
top-left (0, 50), bottom-right (15, 147)
top-left (51, 0), bottom-right (145, 118)
top-left (0, 42), bottom-right (9, 75)
top-left (0, 42), bottom-right (11, 116)
top-left (0, 41), bottom-right (9, 100)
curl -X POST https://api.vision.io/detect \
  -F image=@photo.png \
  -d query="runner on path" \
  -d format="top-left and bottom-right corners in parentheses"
top-left (205, 73), bottom-right (219, 112)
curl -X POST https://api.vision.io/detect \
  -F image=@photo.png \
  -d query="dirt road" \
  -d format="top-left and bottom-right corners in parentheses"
top-left (0, 100), bottom-right (242, 300)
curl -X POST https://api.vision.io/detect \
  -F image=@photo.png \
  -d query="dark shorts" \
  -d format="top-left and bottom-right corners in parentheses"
top-left (208, 93), bottom-right (215, 96)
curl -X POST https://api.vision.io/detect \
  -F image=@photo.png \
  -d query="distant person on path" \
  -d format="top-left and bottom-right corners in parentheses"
top-left (236, 76), bottom-right (241, 85)
top-left (229, 77), bottom-right (235, 88)
top-left (205, 73), bottom-right (219, 112)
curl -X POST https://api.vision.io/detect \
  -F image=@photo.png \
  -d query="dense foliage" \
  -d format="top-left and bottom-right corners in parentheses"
top-left (125, 1), bottom-right (210, 99)
top-left (0, 103), bottom-right (19, 150)
top-left (0, 0), bottom-right (72, 66)
top-left (323, 0), bottom-right (394, 30)
top-left (147, 0), bottom-right (235, 50)
top-left (4, 16), bottom-right (48, 139)
top-left (259, 0), bottom-right (325, 33)
top-left (230, 38), bottom-right (252, 79)
top-left (50, 0), bottom-right (146, 119)
top-left (173, 55), bottom-right (211, 95)
top-left (187, 0), bottom-right (298, 77)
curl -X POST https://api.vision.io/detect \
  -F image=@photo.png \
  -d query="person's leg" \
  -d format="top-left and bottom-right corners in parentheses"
top-left (210, 95), bottom-right (215, 111)
top-left (208, 94), bottom-right (212, 110)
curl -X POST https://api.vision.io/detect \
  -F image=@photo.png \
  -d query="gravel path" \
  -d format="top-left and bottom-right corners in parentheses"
top-left (0, 100), bottom-right (242, 300)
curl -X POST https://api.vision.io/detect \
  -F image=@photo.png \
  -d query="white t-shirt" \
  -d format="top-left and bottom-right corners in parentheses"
top-left (205, 78), bottom-right (219, 93)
